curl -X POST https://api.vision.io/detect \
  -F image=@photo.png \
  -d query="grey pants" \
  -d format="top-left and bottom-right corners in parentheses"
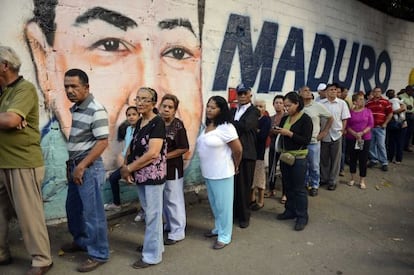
top-left (320, 138), bottom-right (342, 186)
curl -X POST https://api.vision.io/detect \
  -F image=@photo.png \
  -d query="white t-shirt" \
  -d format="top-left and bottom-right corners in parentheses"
top-left (196, 123), bottom-right (239, 179)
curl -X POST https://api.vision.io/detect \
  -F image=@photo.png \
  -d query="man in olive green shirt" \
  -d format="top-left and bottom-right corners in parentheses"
top-left (0, 46), bottom-right (52, 275)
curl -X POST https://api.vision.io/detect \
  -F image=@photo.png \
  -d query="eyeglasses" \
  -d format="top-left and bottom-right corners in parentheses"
top-left (134, 97), bottom-right (153, 103)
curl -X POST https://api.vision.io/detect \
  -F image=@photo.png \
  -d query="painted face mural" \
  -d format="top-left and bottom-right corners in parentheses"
top-left (26, 0), bottom-right (202, 170)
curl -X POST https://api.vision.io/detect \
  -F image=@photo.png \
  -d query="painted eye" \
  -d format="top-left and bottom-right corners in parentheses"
top-left (162, 47), bottom-right (192, 60)
top-left (90, 38), bottom-right (130, 52)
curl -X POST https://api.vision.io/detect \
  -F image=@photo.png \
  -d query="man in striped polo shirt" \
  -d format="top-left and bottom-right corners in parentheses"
top-left (60, 69), bottom-right (110, 272)
top-left (365, 87), bottom-right (393, 171)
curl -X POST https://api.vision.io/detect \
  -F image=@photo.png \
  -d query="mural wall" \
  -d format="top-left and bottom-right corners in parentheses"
top-left (1, 0), bottom-right (414, 221)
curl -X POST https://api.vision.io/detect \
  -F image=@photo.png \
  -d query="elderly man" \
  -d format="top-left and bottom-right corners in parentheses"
top-left (320, 84), bottom-right (351, 190)
top-left (0, 46), bottom-right (53, 275)
top-left (231, 83), bottom-right (260, 229)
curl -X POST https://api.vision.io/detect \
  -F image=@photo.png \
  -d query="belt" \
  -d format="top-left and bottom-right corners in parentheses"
top-left (294, 155), bottom-right (307, 160)
top-left (66, 158), bottom-right (91, 168)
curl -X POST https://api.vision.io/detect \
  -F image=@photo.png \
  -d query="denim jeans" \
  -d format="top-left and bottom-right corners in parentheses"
top-left (305, 142), bottom-right (320, 189)
top-left (369, 127), bottom-right (388, 165)
top-left (66, 159), bottom-right (109, 261)
top-left (136, 183), bottom-right (165, 264)
top-left (280, 158), bottom-right (308, 224)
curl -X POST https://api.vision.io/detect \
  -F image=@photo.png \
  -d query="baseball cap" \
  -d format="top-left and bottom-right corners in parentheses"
top-left (236, 83), bottom-right (250, 93)
top-left (317, 83), bottom-right (327, 91)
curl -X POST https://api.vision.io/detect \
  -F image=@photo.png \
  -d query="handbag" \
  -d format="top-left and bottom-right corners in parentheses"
top-left (279, 136), bottom-right (296, 166)
top-left (279, 152), bottom-right (295, 166)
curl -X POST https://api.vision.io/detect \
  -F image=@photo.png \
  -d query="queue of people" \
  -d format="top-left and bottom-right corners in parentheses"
top-left (2, 44), bottom-right (414, 274)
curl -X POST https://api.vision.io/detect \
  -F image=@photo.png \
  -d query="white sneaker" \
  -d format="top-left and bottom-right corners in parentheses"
top-left (104, 203), bottom-right (121, 211)
top-left (134, 209), bottom-right (145, 222)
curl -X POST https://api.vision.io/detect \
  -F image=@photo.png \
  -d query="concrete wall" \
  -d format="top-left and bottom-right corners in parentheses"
top-left (1, 0), bottom-right (413, 221)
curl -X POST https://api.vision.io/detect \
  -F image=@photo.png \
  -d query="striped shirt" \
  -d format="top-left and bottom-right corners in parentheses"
top-left (68, 94), bottom-right (109, 160)
top-left (365, 98), bottom-right (392, 127)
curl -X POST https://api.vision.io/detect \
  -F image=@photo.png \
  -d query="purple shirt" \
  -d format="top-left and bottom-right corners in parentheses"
top-left (345, 108), bottom-right (374, 140)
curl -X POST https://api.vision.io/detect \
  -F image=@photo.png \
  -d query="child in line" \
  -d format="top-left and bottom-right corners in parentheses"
top-left (104, 106), bottom-right (139, 211)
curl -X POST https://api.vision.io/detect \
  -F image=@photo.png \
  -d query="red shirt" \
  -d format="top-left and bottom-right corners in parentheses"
top-left (365, 98), bottom-right (392, 126)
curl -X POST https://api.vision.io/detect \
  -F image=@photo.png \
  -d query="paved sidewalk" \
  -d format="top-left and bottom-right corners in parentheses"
top-left (2, 153), bottom-right (414, 275)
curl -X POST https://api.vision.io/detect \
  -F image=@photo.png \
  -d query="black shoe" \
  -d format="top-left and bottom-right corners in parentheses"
top-left (61, 242), bottom-right (86, 253)
top-left (381, 165), bottom-right (388, 171)
top-left (164, 238), bottom-right (182, 245)
top-left (294, 222), bottom-right (307, 231)
top-left (367, 161), bottom-right (377, 168)
top-left (251, 203), bottom-right (264, 211)
top-left (327, 184), bottom-right (337, 191)
top-left (309, 188), bottom-right (318, 197)
top-left (0, 257), bottom-right (12, 266)
top-left (203, 231), bottom-right (218, 238)
top-left (276, 212), bottom-right (296, 220)
top-left (239, 221), bottom-right (250, 228)
top-left (132, 259), bottom-right (155, 269)
top-left (213, 241), bottom-right (228, 250)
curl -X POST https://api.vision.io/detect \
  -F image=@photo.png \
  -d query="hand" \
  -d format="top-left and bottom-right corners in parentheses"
top-left (317, 131), bottom-right (328, 141)
top-left (121, 165), bottom-right (134, 184)
top-left (275, 128), bottom-right (291, 137)
top-left (16, 120), bottom-right (27, 130)
top-left (72, 166), bottom-right (85, 185)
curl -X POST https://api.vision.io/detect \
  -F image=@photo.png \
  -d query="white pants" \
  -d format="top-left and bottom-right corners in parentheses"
top-left (163, 169), bottom-right (186, 241)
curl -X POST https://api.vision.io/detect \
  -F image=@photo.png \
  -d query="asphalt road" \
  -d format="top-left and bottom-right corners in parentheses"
top-left (2, 153), bottom-right (414, 275)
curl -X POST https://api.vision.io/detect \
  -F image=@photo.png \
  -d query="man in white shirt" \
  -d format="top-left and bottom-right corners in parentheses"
top-left (320, 84), bottom-right (351, 190)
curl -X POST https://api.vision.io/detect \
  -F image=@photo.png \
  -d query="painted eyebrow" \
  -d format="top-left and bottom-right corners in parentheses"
top-left (158, 18), bottom-right (196, 36)
top-left (75, 7), bottom-right (137, 31)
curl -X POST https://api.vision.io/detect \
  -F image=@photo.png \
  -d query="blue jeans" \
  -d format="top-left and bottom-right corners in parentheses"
top-left (136, 183), bottom-right (165, 264)
top-left (280, 158), bottom-right (308, 224)
top-left (66, 159), bottom-right (109, 261)
top-left (369, 127), bottom-right (388, 166)
top-left (305, 142), bottom-right (320, 189)
top-left (205, 176), bottom-right (234, 244)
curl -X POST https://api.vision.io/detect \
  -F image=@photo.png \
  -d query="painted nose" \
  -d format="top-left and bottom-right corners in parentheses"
top-left (139, 41), bottom-right (158, 90)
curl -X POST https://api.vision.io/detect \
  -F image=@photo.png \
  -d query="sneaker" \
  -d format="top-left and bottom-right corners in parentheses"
top-left (367, 161), bottom-right (377, 168)
top-left (104, 203), bottom-right (121, 211)
top-left (339, 170), bottom-right (345, 177)
top-left (134, 209), bottom-right (145, 222)
top-left (381, 165), bottom-right (388, 172)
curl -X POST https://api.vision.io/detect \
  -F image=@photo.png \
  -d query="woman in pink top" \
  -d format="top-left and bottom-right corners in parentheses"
top-left (345, 94), bottom-right (374, 189)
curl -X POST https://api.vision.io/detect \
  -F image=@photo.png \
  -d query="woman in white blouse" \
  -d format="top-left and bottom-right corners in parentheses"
top-left (197, 96), bottom-right (242, 250)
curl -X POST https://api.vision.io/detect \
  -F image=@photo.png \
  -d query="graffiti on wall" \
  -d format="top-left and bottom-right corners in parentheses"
top-left (213, 14), bottom-right (392, 93)
top-left (2, 0), bottom-right (401, 220)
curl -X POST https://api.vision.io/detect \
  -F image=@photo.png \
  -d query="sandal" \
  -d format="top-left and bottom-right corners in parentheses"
top-left (264, 190), bottom-right (276, 198)
top-left (360, 182), bottom-right (366, 189)
top-left (280, 195), bottom-right (287, 204)
top-left (348, 180), bottom-right (355, 186)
